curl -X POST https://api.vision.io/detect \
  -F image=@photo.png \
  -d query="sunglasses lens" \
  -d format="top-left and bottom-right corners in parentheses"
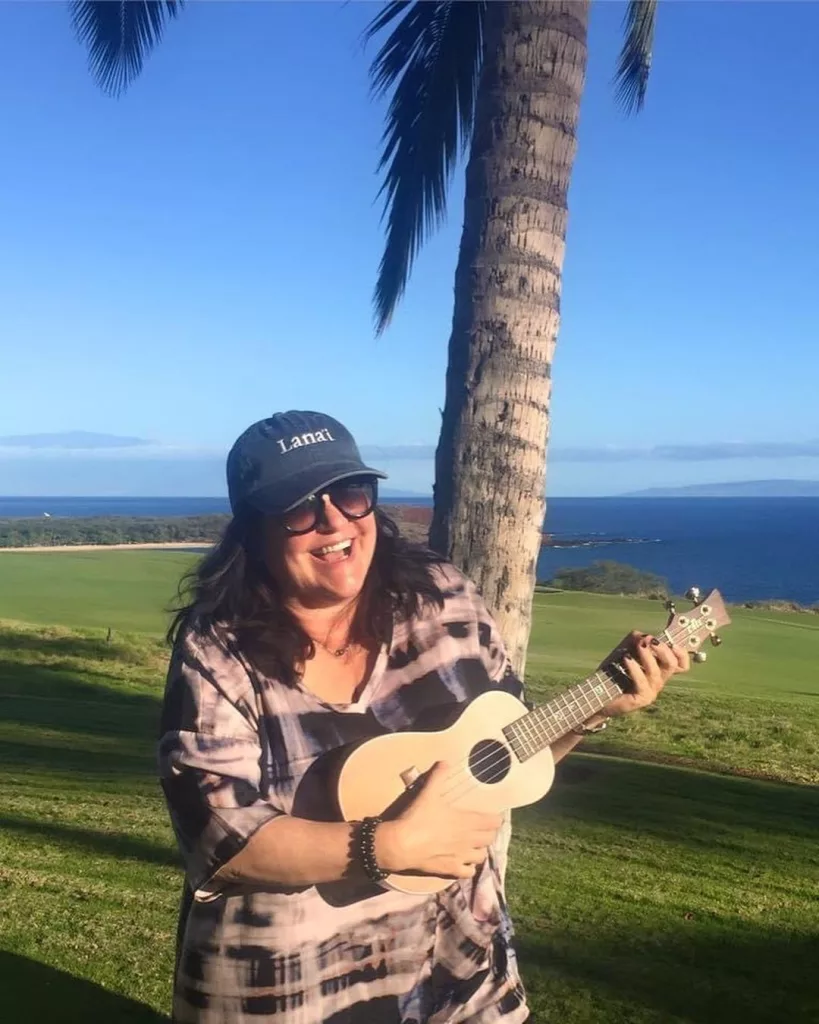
top-left (281, 497), bottom-right (318, 534)
top-left (331, 480), bottom-right (376, 518)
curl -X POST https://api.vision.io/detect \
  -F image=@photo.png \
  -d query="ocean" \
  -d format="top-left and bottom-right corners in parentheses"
top-left (1, 496), bottom-right (817, 606)
top-left (534, 497), bottom-right (819, 607)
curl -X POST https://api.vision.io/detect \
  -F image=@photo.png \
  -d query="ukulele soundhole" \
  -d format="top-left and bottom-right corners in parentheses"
top-left (468, 740), bottom-right (511, 785)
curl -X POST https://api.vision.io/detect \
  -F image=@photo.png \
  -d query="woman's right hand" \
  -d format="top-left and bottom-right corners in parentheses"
top-left (373, 761), bottom-right (504, 879)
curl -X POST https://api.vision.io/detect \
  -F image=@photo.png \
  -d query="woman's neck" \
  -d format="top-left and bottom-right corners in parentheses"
top-left (287, 595), bottom-right (360, 647)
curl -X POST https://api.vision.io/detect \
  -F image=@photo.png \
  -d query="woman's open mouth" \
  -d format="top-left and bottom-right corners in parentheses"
top-left (311, 539), bottom-right (353, 564)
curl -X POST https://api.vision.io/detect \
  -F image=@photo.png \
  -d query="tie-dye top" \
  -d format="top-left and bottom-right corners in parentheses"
top-left (158, 564), bottom-right (530, 1024)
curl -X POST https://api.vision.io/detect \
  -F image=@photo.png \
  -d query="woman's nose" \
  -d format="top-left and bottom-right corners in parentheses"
top-left (317, 493), bottom-right (346, 532)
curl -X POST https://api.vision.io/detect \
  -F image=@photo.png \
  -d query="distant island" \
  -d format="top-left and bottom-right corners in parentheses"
top-left (623, 479), bottom-right (819, 498)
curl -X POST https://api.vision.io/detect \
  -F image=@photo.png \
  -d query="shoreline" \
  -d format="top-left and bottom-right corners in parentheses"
top-left (0, 505), bottom-right (651, 552)
top-left (0, 534), bottom-right (649, 554)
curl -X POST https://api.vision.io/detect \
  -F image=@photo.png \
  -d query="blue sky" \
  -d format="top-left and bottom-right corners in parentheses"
top-left (1, 0), bottom-right (817, 497)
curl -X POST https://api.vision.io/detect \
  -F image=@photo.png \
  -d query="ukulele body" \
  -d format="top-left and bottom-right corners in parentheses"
top-left (335, 689), bottom-right (555, 894)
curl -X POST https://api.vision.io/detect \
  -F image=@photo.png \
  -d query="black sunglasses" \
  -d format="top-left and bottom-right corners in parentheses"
top-left (280, 478), bottom-right (378, 535)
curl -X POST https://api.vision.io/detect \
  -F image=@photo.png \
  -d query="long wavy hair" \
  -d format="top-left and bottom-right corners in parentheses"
top-left (167, 505), bottom-right (446, 685)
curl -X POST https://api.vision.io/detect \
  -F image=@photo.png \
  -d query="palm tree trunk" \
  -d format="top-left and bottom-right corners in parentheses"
top-left (430, 0), bottom-right (589, 678)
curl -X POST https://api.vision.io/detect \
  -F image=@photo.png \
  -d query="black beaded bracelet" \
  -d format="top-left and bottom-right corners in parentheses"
top-left (355, 816), bottom-right (388, 883)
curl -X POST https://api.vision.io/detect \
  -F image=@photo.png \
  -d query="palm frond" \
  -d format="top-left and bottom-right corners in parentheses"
top-left (614, 0), bottom-right (657, 113)
top-left (366, 1), bottom-right (485, 333)
top-left (70, 1), bottom-right (184, 97)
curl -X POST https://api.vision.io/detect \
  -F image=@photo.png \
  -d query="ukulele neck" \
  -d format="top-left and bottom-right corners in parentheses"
top-left (503, 669), bottom-right (624, 761)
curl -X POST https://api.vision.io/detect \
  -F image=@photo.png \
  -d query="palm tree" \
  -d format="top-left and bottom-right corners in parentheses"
top-left (70, 0), bottom-right (655, 677)
top-left (367, 0), bottom-right (655, 676)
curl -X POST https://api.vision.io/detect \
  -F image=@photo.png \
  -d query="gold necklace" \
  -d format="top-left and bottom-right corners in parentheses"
top-left (314, 637), bottom-right (353, 658)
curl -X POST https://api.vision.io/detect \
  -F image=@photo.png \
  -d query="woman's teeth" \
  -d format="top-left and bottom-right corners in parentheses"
top-left (313, 540), bottom-right (352, 562)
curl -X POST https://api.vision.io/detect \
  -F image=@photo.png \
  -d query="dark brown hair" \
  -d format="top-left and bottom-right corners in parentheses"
top-left (167, 506), bottom-right (446, 684)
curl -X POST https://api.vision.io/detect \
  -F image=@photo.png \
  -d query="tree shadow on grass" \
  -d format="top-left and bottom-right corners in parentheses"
top-left (0, 660), bottom-right (163, 797)
top-left (0, 659), bottom-right (161, 743)
top-left (0, 950), bottom-right (169, 1022)
top-left (533, 753), bottom-right (819, 850)
top-left (0, 813), bottom-right (179, 869)
top-left (2, 735), bottom-right (156, 784)
top-left (518, 925), bottom-right (819, 1024)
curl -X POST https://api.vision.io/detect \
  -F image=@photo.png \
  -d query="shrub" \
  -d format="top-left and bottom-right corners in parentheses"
top-left (542, 560), bottom-right (669, 598)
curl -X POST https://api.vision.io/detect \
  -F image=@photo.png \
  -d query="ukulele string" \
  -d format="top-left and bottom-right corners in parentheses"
top-left (435, 624), bottom-right (682, 807)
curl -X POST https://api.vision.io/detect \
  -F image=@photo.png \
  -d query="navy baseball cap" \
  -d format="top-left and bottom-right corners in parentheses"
top-left (226, 411), bottom-right (387, 516)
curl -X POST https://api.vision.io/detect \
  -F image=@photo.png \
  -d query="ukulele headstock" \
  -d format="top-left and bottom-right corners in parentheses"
top-left (663, 588), bottom-right (731, 663)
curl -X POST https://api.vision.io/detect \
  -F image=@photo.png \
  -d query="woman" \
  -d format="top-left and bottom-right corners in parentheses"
top-left (160, 410), bottom-right (688, 1023)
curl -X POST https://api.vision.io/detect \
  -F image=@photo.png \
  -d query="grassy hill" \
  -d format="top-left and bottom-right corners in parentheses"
top-left (0, 550), bottom-right (192, 634)
top-left (0, 551), bottom-right (817, 1022)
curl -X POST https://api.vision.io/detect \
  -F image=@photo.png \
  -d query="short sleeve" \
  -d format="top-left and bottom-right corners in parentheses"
top-left (157, 628), bottom-right (283, 900)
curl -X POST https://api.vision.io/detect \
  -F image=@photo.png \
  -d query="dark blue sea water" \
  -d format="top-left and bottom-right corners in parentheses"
top-left (535, 497), bottom-right (819, 607)
top-left (1, 496), bottom-right (817, 606)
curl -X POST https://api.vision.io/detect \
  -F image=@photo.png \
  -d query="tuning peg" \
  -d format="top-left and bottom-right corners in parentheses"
top-left (685, 587), bottom-right (702, 603)
top-left (692, 651), bottom-right (707, 663)
top-left (664, 600), bottom-right (676, 613)
top-left (710, 634), bottom-right (723, 647)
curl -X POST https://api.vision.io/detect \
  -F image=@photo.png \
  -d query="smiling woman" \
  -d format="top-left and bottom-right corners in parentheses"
top-left (160, 410), bottom-right (536, 1022)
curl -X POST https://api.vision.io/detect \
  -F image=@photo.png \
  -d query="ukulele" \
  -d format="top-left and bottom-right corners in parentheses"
top-left (334, 588), bottom-right (731, 894)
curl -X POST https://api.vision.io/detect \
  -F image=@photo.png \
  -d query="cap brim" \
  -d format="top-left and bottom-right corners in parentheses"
top-left (246, 463), bottom-right (388, 516)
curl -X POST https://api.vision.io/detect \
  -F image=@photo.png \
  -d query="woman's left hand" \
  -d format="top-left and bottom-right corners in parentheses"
top-left (599, 631), bottom-right (690, 718)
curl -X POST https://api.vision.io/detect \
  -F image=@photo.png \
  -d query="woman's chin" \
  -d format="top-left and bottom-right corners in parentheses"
top-left (307, 566), bottom-right (367, 604)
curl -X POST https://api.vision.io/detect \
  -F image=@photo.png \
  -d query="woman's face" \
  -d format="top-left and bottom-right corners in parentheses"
top-left (264, 490), bottom-right (378, 609)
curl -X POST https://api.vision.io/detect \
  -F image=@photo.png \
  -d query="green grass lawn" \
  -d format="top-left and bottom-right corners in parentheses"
top-left (0, 550), bottom-right (193, 634)
top-left (0, 552), bottom-right (817, 1022)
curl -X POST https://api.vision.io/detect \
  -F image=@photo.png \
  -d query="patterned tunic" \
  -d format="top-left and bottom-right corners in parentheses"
top-left (158, 565), bottom-right (530, 1023)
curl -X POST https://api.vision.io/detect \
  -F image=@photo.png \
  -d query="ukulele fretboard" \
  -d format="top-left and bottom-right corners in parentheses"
top-left (502, 671), bottom-right (625, 761)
